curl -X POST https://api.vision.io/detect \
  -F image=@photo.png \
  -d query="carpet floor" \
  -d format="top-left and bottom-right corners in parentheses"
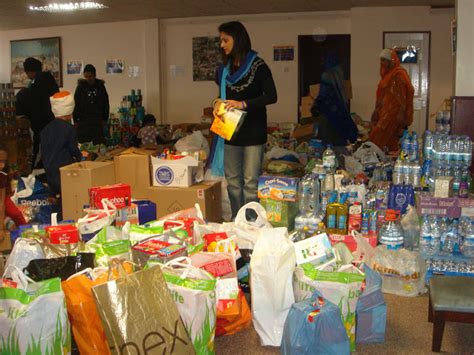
top-left (215, 293), bottom-right (474, 354)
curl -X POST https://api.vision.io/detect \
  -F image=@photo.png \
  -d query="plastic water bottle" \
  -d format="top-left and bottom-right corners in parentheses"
top-left (401, 131), bottom-right (410, 159)
top-left (296, 173), bottom-right (320, 231)
top-left (430, 216), bottom-right (441, 255)
top-left (463, 136), bottom-right (472, 167)
top-left (393, 159), bottom-right (403, 185)
top-left (461, 220), bottom-right (474, 257)
top-left (424, 130), bottom-right (433, 160)
top-left (435, 112), bottom-right (444, 132)
top-left (420, 216), bottom-right (433, 255)
top-left (378, 209), bottom-right (404, 250)
top-left (441, 219), bottom-right (459, 255)
top-left (453, 167), bottom-right (462, 192)
top-left (442, 111), bottom-right (451, 134)
top-left (322, 145), bottom-right (337, 172)
top-left (410, 132), bottom-right (418, 161)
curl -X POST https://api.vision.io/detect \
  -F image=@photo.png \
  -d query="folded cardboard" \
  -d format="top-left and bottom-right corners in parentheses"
top-left (260, 199), bottom-right (298, 231)
top-left (146, 181), bottom-right (221, 222)
top-left (60, 162), bottom-right (116, 221)
top-left (300, 96), bottom-right (314, 118)
top-left (114, 147), bottom-right (156, 199)
top-left (309, 84), bottom-right (320, 99)
top-left (151, 156), bottom-right (204, 187)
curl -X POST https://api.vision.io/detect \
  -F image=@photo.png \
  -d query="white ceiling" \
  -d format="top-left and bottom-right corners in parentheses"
top-left (0, 0), bottom-right (454, 30)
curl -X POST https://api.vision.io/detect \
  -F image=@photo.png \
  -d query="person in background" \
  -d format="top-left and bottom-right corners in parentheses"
top-left (73, 64), bottom-right (110, 144)
top-left (370, 48), bottom-right (414, 152)
top-left (0, 145), bottom-right (26, 235)
top-left (15, 87), bottom-right (31, 118)
top-left (311, 53), bottom-right (358, 147)
top-left (23, 57), bottom-right (59, 168)
top-left (137, 114), bottom-right (158, 147)
top-left (213, 21), bottom-right (277, 219)
top-left (40, 91), bottom-right (82, 196)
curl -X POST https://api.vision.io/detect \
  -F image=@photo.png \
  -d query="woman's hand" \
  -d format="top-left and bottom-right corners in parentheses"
top-left (224, 100), bottom-right (245, 110)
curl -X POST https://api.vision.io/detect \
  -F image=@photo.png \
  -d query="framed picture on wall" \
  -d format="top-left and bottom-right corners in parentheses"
top-left (67, 60), bottom-right (83, 75)
top-left (106, 59), bottom-right (124, 74)
top-left (10, 37), bottom-right (62, 88)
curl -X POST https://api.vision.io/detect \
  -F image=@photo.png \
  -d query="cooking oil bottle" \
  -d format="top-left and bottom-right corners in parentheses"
top-left (325, 192), bottom-right (339, 234)
top-left (337, 193), bottom-right (349, 235)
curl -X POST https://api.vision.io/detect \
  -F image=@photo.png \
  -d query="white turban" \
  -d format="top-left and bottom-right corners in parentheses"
top-left (379, 48), bottom-right (393, 61)
top-left (50, 91), bottom-right (75, 117)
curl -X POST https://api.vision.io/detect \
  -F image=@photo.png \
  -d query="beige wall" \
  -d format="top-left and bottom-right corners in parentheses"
top-left (161, 12), bottom-right (351, 124)
top-left (0, 7), bottom-right (454, 127)
top-left (455, 0), bottom-right (474, 96)
top-left (351, 6), bottom-right (454, 130)
top-left (0, 19), bottom-right (161, 116)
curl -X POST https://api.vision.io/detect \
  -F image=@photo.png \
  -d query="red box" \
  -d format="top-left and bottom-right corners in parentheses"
top-left (328, 234), bottom-right (377, 252)
top-left (89, 183), bottom-right (131, 209)
top-left (45, 225), bottom-right (80, 244)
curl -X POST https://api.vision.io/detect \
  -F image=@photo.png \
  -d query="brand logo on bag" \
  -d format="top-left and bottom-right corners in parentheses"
top-left (156, 166), bottom-right (174, 185)
top-left (19, 199), bottom-right (51, 206)
top-left (116, 319), bottom-right (189, 354)
top-left (109, 197), bottom-right (126, 205)
top-left (395, 193), bottom-right (406, 207)
top-left (372, 263), bottom-right (421, 280)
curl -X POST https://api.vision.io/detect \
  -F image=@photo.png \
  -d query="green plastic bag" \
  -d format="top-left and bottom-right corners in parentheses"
top-left (293, 263), bottom-right (365, 351)
top-left (161, 258), bottom-right (217, 355)
top-left (0, 270), bottom-right (71, 354)
top-left (86, 226), bottom-right (131, 266)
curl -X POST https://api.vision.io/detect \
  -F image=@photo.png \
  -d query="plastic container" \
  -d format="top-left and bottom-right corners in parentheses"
top-left (378, 210), bottom-right (404, 250)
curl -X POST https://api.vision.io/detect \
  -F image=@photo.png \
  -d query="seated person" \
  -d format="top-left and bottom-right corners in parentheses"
top-left (137, 114), bottom-right (159, 147)
top-left (40, 91), bottom-right (82, 196)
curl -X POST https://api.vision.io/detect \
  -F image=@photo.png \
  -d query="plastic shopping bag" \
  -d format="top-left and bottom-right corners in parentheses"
top-left (24, 253), bottom-right (95, 281)
top-left (281, 291), bottom-right (350, 355)
top-left (92, 266), bottom-right (194, 354)
top-left (77, 199), bottom-right (117, 242)
top-left (62, 262), bottom-right (133, 355)
top-left (0, 269), bottom-right (71, 354)
top-left (293, 263), bottom-right (365, 351)
top-left (86, 226), bottom-right (131, 266)
top-left (161, 259), bottom-right (217, 355)
top-left (250, 227), bottom-right (295, 346)
top-left (4, 237), bottom-right (45, 272)
top-left (370, 245), bottom-right (426, 297)
top-left (215, 289), bottom-right (252, 336)
top-left (355, 264), bottom-right (386, 344)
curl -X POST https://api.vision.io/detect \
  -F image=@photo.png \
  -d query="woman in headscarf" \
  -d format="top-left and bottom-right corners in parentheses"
top-left (369, 49), bottom-right (414, 151)
top-left (311, 54), bottom-right (358, 146)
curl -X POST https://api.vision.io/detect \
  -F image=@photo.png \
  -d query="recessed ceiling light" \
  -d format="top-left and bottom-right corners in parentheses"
top-left (29, 2), bottom-right (108, 13)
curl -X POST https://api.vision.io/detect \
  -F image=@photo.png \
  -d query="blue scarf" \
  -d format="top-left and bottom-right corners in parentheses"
top-left (211, 50), bottom-right (258, 176)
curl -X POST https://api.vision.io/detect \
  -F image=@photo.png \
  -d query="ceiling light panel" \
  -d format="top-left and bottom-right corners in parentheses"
top-left (29, 2), bottom-right (108, 13)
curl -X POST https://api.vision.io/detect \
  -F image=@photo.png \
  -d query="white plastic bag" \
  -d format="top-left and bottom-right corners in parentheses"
top-left (250, 227), bottom-right (295, 346)
top-left (5, 238), bottom-right (45, 272)
top-left (233, 202), bottom-right (272, 250)
top-left (175, 130), bottom-right (210, 156)
top-left (369, 245), bottom-right (426, 297)
top-left (77, 199), bottom-right (116, 237)
top-left (400, 205), bottom-right (420, 251)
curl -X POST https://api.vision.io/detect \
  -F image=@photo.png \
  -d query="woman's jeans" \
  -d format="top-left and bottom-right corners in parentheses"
top-left (224, 144), bottom-right (264, 219)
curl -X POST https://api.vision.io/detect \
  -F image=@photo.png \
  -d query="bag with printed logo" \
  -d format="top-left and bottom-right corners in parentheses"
top-left (92, 265), bottom-right (194, 354)
top-left (0, 267), bottom-right (71, 354)
top-left (11, 175), bottom-right (58, 224)
top-left (293, 263), bottom-right (365, 351)
top-left (85, 226), bottom-right (131, 266)
top-left (161, 258), bottom-right (217, 355)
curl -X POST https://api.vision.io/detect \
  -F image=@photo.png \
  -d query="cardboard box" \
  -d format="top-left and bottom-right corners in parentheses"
top-left (300, 96), bottom-right (314, 118)
top-left (260, 199), bottom-right (299, 230)
top-left (90, 183), bottom-right (131, 209)
top-left (146, 181), bottom-right (221, 222)
top-left (309, 84), bottom-right (320, 99)
top-left (114, 148), bottom-right (155, 199)
top-left (151, 156), bottom-right (204, 187)
top-left (115, 203), bottom-right (139, 228)
top-left (417, 192), bottom-right (474, 218)
top-left (291, 123), bottom-right (315, 139)
top-left (258, 175), bottom-right (299, 201)
top-left (434, 176), bottom-right (454, 198)
top-left (293, 233), bottom-right (334, 266)
top-left (60, 162), bottom-right (115, 221)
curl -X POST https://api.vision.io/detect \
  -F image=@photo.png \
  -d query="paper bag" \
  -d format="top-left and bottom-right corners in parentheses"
top-left (92, 266), bottom-right (194, 354)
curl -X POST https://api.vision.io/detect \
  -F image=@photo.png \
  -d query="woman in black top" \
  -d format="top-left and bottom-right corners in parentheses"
top-left (214, 21), bottom-right (277, 219)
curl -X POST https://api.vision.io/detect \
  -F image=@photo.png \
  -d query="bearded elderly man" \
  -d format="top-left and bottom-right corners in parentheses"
top-left (369, 49), bottom-right (415, 152)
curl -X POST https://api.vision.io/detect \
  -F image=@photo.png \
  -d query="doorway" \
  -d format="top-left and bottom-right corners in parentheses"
top-left (383, 32), bottom-right (431, 136)
top-left (298, 34), bottom-right (351, 120)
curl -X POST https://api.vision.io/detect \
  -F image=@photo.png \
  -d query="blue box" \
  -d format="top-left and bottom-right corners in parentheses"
top-left (134, 200), bottom-right (157, 225)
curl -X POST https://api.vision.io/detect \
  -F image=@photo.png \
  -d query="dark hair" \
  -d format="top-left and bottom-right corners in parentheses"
top-left (84, 64), bottom-right (96, 75)
top-left (218, 21), bottom-right (252, 66)
top-left (23, 57), bottom-right (42, 72)
top-left (143, 114), bottom-right (156, 126)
